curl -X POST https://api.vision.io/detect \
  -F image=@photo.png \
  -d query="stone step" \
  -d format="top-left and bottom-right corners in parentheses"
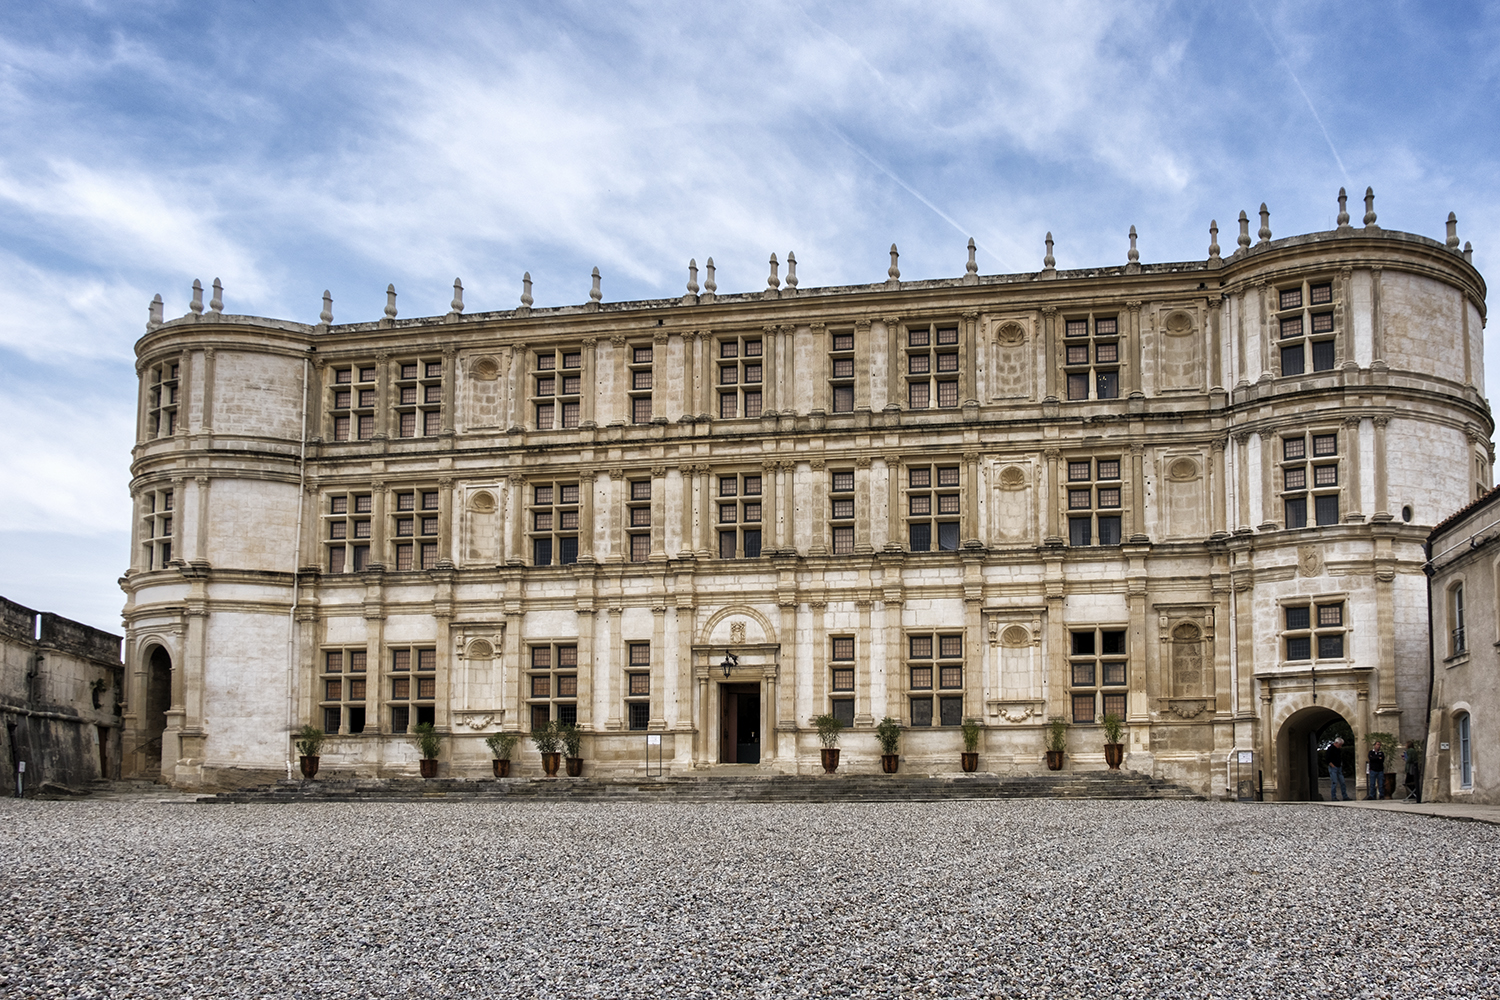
top-left (203, 769), bottom-right (1204, 805)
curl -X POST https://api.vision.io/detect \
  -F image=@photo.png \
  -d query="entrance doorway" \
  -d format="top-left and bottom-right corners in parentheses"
top-left (1276, 705), bottom-right (1353, 801)
top-left (720, 684), bottom-right (761, 763)
top-left (141, 647), bottom-right (172, 776)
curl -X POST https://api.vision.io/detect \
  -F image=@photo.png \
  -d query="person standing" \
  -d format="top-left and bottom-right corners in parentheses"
top-left (1367, 741), bottom-right (1386, 800)
top-left (1326, 737), bottom-right (1348, 801)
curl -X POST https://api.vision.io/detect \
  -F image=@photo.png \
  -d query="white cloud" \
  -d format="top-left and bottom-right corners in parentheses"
top-left (0, 251), bottom-right (144, 360)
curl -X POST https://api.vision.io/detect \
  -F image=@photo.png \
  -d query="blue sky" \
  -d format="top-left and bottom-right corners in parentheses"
top-left (2, 1), bottom-right (1497, 631)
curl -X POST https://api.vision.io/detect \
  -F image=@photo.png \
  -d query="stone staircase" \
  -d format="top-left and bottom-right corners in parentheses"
top-left (203, 769), bottom-right (1203, 804)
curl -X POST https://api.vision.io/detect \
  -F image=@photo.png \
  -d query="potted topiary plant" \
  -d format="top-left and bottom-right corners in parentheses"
top-left (876, 716), bottom-right (902, 774)
top-left (561, 722), bottom-right (584, 777)
top-left (294, 724), bottom-right (325, 779)
top-left (531, 719), bottom-right (562, 776)
top-left (412, 721), bottom-right (442, 778)
top-left (485, 731), bottom-right (520, 778)
top-left (1102, 712), bottom-right (1125, 770)
top-left (813, 713), bottom-right (843, 773)
top-left (960, 717), bottom-right (982, 772)
top-left (1045, 715), bottom-right (1068, 770)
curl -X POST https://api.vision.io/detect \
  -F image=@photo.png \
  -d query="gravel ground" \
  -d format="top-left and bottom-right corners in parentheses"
top-left (1, 798), bottom-right (1496, 999)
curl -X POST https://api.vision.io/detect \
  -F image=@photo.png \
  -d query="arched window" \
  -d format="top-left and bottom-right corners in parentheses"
top-left (1457, 712), bottom-right (1472, 789)
top-left (1450, 583), bottom-right (1467, 655)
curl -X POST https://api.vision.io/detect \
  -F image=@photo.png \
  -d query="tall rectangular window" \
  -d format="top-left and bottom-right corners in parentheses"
top-left (531, 481), bottom-right (580, 566)
top-left (1283, 602), bottom-right (1346, 661)
top-left (142, 487), bottom-right (175, 570)
top-left (905, 322), bottom-right (961, 410)
top-left (626, 642), bottom-right (650, 731)
top-left (534, 347), bottom-right (583, 430)
top-left (1281, 431), bottom-right (1339, 528)
top-left (717, 335), bottom-right (763, 420)
top-left (147, 359), bottom-right (181, 438)
top-left (319, 647), bottom-right (368, 734)
top-left (392, 489), bottom-right (440, 571)
top-left (394, 359), bottom-right (443, 438)
top-left (1066, 458), bottom-right (1122, 547)
top-left (829, 330), bottom-right (855, 412)
top-left (1069, 628), bottom-right (1127, 723)
top-left (528, 643), bottom-right (579, 729)
top-left (830, 469), bottom-right (856, 554)
top-left (1062, 315), bottom-right (1120, 401)
top-left (908, 632), bottom-right (963, 727)
top-left (388, 646), bottom-right (437, 732)
top-left (629, 345), bottom-right (653, 424)
top-left (329, 365), bottom-right (377, 441)
top-left (1276, 279), bottom-right (1337, 376)
top-left (907, 464), bottom-right (960, 552)
top-left (324, 490), bottom-right (372, 573)
top-left (717, 472), bottom-right (763, 558)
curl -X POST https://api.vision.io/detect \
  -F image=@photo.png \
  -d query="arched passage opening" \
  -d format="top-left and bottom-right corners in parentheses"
top-left (140, 646), bottom-right (172, 778)
top-left (1276, 705), bottom-right (1354, 801)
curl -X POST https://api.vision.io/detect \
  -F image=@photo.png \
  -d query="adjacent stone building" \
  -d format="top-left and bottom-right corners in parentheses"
top-left (1424, 485), bottom-right (1500, 803)
top-left (120, 192), bottom-right (1490, 797)
top-left (1, 596), bottom-right (124, 794)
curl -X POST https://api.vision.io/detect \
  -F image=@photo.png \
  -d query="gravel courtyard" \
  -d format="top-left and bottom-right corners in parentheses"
top-left (1, 798), bottom-right (1495, 999)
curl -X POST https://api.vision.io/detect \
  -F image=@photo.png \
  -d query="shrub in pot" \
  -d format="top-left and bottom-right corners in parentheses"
top-left (561, 722), bottom-right (584, 777)
top-left (1102, 712), bottom-right (1125, 770)
top-left (813, 713), bottom-right (843, 773)
top-left (531, 720), bottom-right (563, 776)
top-left (412, 722), bottom-right (442, 778)
top-left (1045, 715), bottom-right (1068, 770)
top-left (876, 716), bottom-right (902, 774)
top-left (294, 724), bottom-right (325, 780)
top-left (485, 731), bottom-right (520, 778)
top-left (960, 717), bottom-right (982, 772)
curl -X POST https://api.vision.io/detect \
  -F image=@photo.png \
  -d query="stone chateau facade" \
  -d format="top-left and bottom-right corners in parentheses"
top-left (121, 192), bottom-right (1490, 797)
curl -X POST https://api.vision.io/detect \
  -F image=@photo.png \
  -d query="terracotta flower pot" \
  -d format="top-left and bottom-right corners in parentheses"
top-left (1045, 750), bottom-right (1065, 771)
top-left (820, 747), bottom-right (841, 773)
top-left (881, 754), bottom-right (900, 774)
top-left (542, 751), bottom-right (562, 776)
top-left (565, 756), bottom-right (584, 777)
top-left (419, 758), bottom-right (438, 779)
top-left (299, 755), bottom-right (319, 780)
top-left (961, 752), bottom-right (979, 772)
top-left (1104, 743), bottom-right (1125, 770)
top-left (492, 759), bottom-right (511, 778)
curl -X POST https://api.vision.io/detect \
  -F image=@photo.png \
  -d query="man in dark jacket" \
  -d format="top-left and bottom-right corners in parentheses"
top-left (1367, 742), bottom-right (1386, 800)
top-left (1326, 737), bottom-right (1348, 801)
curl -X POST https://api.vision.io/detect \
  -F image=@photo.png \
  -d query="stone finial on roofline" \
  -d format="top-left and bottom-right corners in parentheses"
top-left (765, 253), bottom-right (780, 298)
top-left (521, 272), bottom-right (534, 310)
top-left (451, 278), bottom-right (465, 315)
top-left (886, 244), bottom-right (900, 287)
top-left (1040, 232), bottom-right (1055, 279)
top-left (686, 259), bottom-right (699, 299)
top-left (1363, 187), bottom-right (1378, 229)
top-left (384, 284), bottom-right (398, 319)
top-left (1447, 213), bottom-right (1460, 251)
top-left (785, 252), bottom-right (798, 292)
top-left (210, 278), bottom-right (223, 315)
top-left (702, 258), bottom-right (716, 303)
top-left (1208, 220), bottom-right (1221, 266)
top-left (1257, 204), bottom-right (1271, 244)
top-left (1237, 210), bottom-right (1251, 250)
top-left (320, 290), bottom-right (333, 325)
top-left (588, 267), bottom-right (602, 308)
top-left (1126, 225), bottom-right (1140, 273)
top-left (1465, 241), bottom-right (1474, 264)
top-left (1337, 187), bottom-right (1351, 230)
top-left (964, 238), bottom-right (978, 285)
top-left (148, 293), bottom-right (164, 330)
top-left (190, 279), bottom-right (204, 316)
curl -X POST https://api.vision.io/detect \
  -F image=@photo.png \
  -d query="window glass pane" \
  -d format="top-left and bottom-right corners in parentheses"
top-left (533, 538), bottom-right (552, 566)
top-left (832, 668), bottom-right (855, 692)
top-left (1065, 319), bottom-right (1088, 337)
top-left (744, 476), bottom-right (761, 495)
top-left (1069, 517), bottom-right (1092, 546)
top-left (1097, 460), bottom-right (1120, 480)
top-left (629, 672), bottom-right (651, 695)
top-left (1285, 498), bottom-right (1307, 528)
top-left (910, 494), bottom-right (932, 516)
top-left (1314, 465), bottom-right (1338, 487)
top-left (1280, 316), bottom-right (1303, 339)
top-left (1279, 288), bottom-right (1302, 310)
top-left (1281, 345), bottom-right (1305, 376)
top-left (832, 525), bottom-right (854, 553)
top-left (1068, 461), bottom-right (1091, 481)
top-left (910, 666), bottom-right (932, 689)
top-left (1313, 434), bottom-right (1337, 456)
top-left (832, 333), bottom-right (853, 351)
top-left (629, 702), bottom-right (650, 731)
top-left (1318, 634), bottom-right (1345, 659)
top-left (1101, 630), bottom-right (1126, 655)
top-left (832, 637), bottom-right (854, 660)
top-left (909, 635), bottom-right (933, 658)
top-left (1102, 693), bottom-right (1127, 719)
top-left (1285, 606), bottom-right (1310, 630)
top-left (1098, 516), bottom-right (1121, 545)
top-left (1095, 318), bottom-right (1117, 336)
top-left (1318, 604), bottom-right (1343, 627)
top-left (1312, 340), bottom-right (1336, 371)
top-left (559, 537), bottom-right (579, 564)
top-left (1066, 373), bottom-right (1089, 400)
top-left (1072, 693), bottom-right (1095, 723)
top-left (832, 699), bottom-right (855, 727)
top-left (1069, 489), bottom-right (1092, 510)
top-left (1286, 636), bottom-right (1311, 660)
top-left (938, 697), bottom-right (964, 727)
top-left (1315, 494), bottom-right (1339, 525)
top-left (832, 471), bottom-right (854, 492)
top-left (719, 531), bottom-right (737, 559)
top-left (908, 382), bottom-right (929, 408)
top-left (1071, 632), bottom-right (1096, 656)
top-left (909, 354), bottom-right (930, 374)
top-left (908, 328), bottom-right (930, 347)
top-left (939, 666), bottom-right (962, 689)
top-left (909, 468), bottom-right (931, 488)
top-left (833, 385), bottom-right (854, 412)
top-left (1072, 661), bottom-right (1096, 686)
top-left (909, 522), bottom-right (931, 551)
top-left (1285, 467), bottom-right (1306, 491)
top-left (1096, 342), bottom-right (1118, 364)
top-left (1310, 283), bottom-right (1332, 305)
top-left (1283, 438), bottom-right (1306, 460)
top-left (910, 697), bottom-right (933, 727)
top-left (938, 522), bottom-right (959, 550)
top-left (1096, 371), bottom-right (1119, 399)
top-left (743, 531), bottom-right (761, 558)
top-left (939, 635), bottom-right (962, 658)
top-left (1102, 661), bottom-right (1126, 685)
top-left (1067, 344), bottom-right (1089, 365)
